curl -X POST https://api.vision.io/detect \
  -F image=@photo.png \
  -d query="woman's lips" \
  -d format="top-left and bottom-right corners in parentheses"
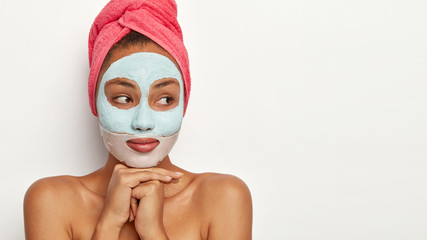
top-left (126, 138), bottom-right (160, 153)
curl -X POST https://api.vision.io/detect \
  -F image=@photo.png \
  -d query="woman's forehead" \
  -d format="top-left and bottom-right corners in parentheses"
top-left (101, 43), bottom-right (179, 77)
top-left (102, 52), bottom-right (182, 87)
top-left (96, 43), bottom-right (181, 96)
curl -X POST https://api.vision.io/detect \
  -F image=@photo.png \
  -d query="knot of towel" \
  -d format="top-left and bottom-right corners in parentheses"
top-left (88, 0), bottom-right (191, 116)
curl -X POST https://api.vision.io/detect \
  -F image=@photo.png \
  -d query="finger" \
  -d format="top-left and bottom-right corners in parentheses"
top-left (129, 205), bottom-right (134, 222)
top-left (131, 181), bottom-right (161, 199)
top-left (125, 167), bottom-right (184, 179)
top-left (113, 163), bottom-right (183, 179)
top-left (168, 178), bottom-right (182, 184)
top-left (131, 197), bottom-right (138, 220)
top-left (126, 171), bottom-right (173, 187)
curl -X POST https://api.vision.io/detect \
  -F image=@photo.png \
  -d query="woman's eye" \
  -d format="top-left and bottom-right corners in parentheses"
top-left (156, 97), bottom-right (174, 106)
top-left (113, 96), bottom-right (131, 104)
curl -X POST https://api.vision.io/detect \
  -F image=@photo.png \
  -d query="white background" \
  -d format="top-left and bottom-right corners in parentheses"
top-left (0, 0), bottom-right (426, 239)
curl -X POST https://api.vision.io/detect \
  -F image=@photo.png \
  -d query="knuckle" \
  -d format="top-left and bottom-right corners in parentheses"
top-left (113, 164), bottom-right (123, 170)
top-left (113, 164), bottom-right (125, 173)
top-left (142, 182), bottom-right (157, 193)
top-left (150, 180), bottom-right (162, 187)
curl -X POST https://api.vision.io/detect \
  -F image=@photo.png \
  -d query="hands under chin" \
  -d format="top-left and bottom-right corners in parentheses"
top-left (92, 164), bottom-right (182, 240)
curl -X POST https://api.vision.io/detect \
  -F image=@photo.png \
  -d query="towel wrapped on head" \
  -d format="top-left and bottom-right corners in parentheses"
top-left (88, 0), bottom-right (191, 116)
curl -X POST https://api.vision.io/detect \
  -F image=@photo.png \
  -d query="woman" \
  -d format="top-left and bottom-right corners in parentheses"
top-left (24, 0), bottom-right (252, 239)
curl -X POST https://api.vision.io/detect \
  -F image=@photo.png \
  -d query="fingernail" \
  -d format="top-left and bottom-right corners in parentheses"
top-left (171, 179), bottom-right (181, 183)
top-left (165, 176), bottom-right (172, 180)
top-left (176, 172), bottom-right (184, 176)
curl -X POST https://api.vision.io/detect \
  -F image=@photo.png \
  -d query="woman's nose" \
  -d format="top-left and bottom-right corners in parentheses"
top-left (134, 124), bottom-right (153, 131)
top-left (131, 104), bottom-right (155, 132)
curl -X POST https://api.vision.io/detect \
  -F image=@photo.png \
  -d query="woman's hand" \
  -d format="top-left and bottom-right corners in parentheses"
top-left (92, 164), bottom-right (182, 239)
top-left (132, 180), bottom-right (169, 239)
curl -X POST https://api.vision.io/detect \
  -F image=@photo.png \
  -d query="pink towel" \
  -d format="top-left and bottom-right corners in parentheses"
top-left (88, 0), bottom-right (191, 116)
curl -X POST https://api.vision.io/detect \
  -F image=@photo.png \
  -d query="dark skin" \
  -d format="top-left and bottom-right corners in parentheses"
top-left (24, 43), bottom-right (253, 240)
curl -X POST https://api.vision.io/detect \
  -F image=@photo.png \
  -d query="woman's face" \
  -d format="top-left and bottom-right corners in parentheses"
top-left (97, 43), bottom-right (183, 136)
top-left (95, 43), bottom-right (184, 167)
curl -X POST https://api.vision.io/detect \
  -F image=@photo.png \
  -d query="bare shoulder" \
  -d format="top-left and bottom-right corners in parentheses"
top-left (25, 175), bottom-right (83, 205)
top-left (196, 173), bottom-right (252, 202)
top-left (24, 175), bottom-right (85, 219)
top-left (194, 173), bottom-right (252, 214)
top-left (192, 173), bottom-right (253, 239)
top-left (24, 175), bottom-right (85, 239)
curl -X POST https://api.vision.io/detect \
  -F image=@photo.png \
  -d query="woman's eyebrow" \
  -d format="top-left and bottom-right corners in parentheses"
top-left (105, 78), bottom-right (136, 89)
top-left (153, 79), bottom-right (178, 89)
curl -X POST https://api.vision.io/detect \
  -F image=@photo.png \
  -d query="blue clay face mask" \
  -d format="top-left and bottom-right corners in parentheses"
top-left (96, 52), bottom-right (184, 168)
top-left (97, 52), bottom-right (184, 136)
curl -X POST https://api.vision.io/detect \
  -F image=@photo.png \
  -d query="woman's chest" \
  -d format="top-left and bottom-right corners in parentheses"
top-left (71, 196), bottom-right (206, 240)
